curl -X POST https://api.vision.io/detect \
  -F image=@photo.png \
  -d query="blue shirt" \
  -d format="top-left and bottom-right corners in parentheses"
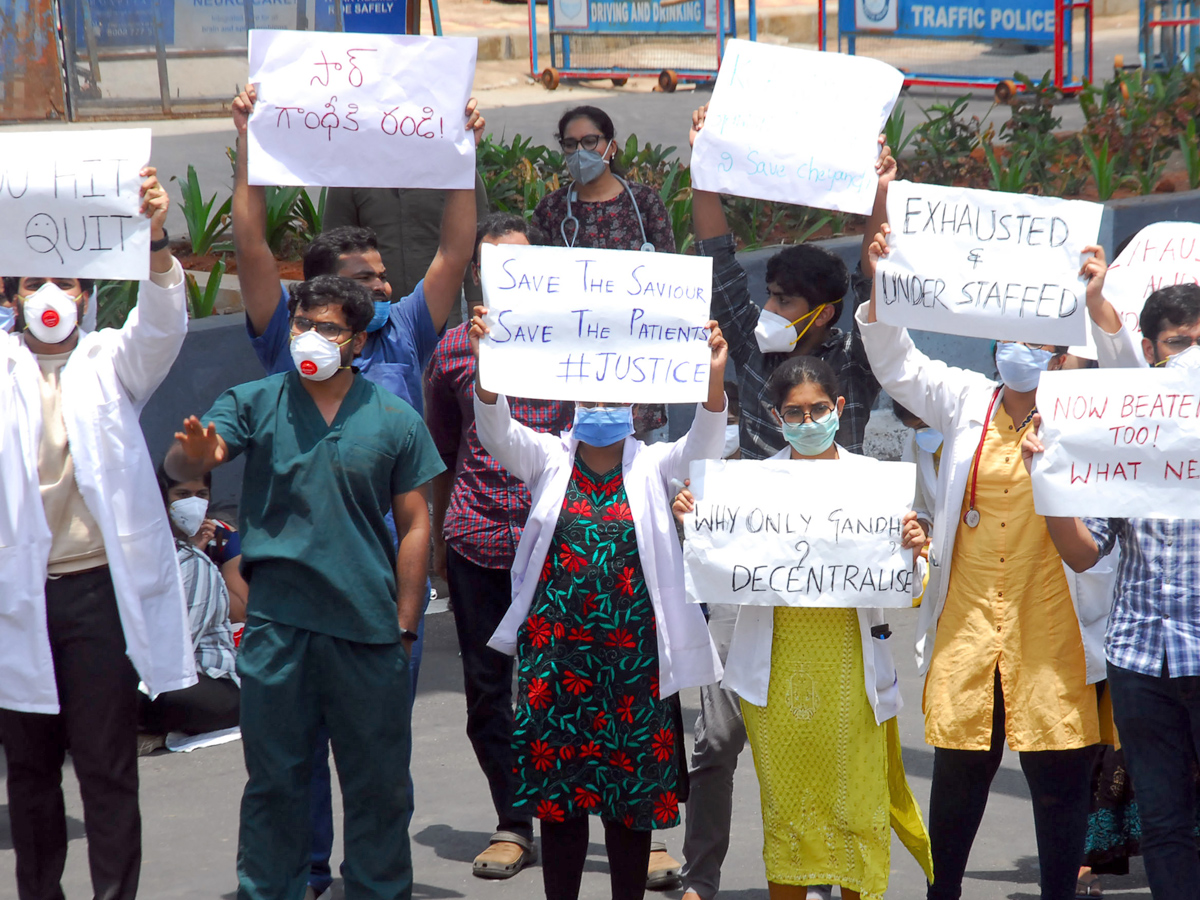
top-left (246, 279), bottom-right (440, 414)
top-left (1085, 516), bottom-right (1200, 678)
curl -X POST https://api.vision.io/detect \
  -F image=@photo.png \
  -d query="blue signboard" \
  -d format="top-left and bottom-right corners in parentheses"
top-left (552, 0), bottom-right (715, 34)
top-left (840, 0), bottom-right (1056, 44)
top-left (74, 0), bottom-right (170, 47)
top-left (314, 0), bottom-right (408, 33)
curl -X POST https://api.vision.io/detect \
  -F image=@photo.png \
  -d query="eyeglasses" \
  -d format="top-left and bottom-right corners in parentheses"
top-left (291, 316), bottom-right (352, 340)
top-left (558, 134), bottom-right (606, 153)
top-left (777, 403), bottom-right (834, 425)
top-left (1158, 335), bottom-right (1200, 352)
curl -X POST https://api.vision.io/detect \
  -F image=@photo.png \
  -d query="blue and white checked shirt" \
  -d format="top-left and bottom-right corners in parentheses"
top-left (1086, 516), bottom-right (1200, 677)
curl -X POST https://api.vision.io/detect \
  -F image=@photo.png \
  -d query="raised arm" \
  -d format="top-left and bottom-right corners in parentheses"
top-left (689, 104), bottom-right (729, 242)
top-left (110, 166), bottom-right (188, 405)
top-left (662, 323), bottom-right (729, 482)
top-left (166, 416), bottom-right (229, 482)
top-left (862, 137), bottom-right (897, 275)
top-left (1081, 244), bottom-right (1144, 368)
top-left (421, 99), bottom-right (486, 332)
top-left (231, 84), bottom-right (284, 338)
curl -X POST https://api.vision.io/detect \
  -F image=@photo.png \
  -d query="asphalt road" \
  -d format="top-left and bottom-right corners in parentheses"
top-left (0, 588), bottom-right (1153, 900)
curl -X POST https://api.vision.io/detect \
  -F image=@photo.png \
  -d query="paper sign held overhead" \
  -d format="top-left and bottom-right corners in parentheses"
top-left (683, 458), bottom-right (918, 608)
top-left (247, 30), bottom-right (477, 189)
top-left (690, 41), bottom-right (903, 216)
top-left (0, 129), bottom-right (151, 281)
top-left (1033, 367), bottom-right (1200, 518)
top-left (477, 243), bottom-right (714, 403)
top-left (875, 180), bottom-right (1102, 344)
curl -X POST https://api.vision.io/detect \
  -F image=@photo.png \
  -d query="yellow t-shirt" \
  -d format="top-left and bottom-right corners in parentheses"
top-left (923, 402), bottom-right (1097, 752)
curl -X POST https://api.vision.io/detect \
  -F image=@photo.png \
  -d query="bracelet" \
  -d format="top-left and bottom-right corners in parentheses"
top-left (150, 228), bottom-right (170, 252)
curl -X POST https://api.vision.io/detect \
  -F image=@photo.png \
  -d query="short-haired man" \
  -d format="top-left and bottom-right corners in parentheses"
top-left (677, 105), bottom-right (892, 900)
top-left (0, 169), bottom-right (195, 900)
top-left (167, 274), bottom-right (445, 900)
top-left (1025, 283), bottom-right (1200, 899)
top-left (426, 213), bottom-right (572, 878)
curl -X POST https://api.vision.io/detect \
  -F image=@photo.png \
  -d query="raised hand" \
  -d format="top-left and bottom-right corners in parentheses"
top-left (1081, 244), bottom-right (1108, 309)
top-left (465, 98), bottom-right (485, 143)
top-left (174, 416), bottom-right (226, 468)
top-left (707, 320), bottom-right (728, 372)
top-left (866, 223), bottom-right (891, 279)
top-left (671, 479), bottom-right (694, 526)
top-left (139, 167), bottom-right (170, 236)
top-left (467, 305), bottom-right (490, 358)
top-left (232, 84), bottom-right (257, 136)
top-left (875, 135), bottom-right (898, 188)
top-left (689, 104), bottom-right (708, 148)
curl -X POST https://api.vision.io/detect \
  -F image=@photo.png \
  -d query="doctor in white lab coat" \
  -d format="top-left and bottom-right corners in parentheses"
top-left (0, 168), bottom-right (195, 900)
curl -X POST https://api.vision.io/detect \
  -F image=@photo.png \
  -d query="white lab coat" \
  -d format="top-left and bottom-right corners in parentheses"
top-left (856, 304), bottom-right (1142, 685)
top-left (0, 263), bottom-right (196, 714)
top-left (476, 394), bottom-right (724, 698)
top-left (721, 446), bottom-right (912, 723)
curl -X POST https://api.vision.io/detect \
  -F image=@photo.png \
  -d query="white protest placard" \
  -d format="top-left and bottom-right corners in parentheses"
top-left (875, 180), bottom-right (1102, 344)
top-left (1032, 367), bottom-right (1200, 518)
top-left (247, 30), bottom-right (477, 189)
top-left (682, 458), bottom-right (918, 608)
top-left (478, 243), bottom-right (714, 403)
top-left (0, 129), bottom-right (150, 281)
top-left (1070, 221), bottom-right (1200, 359)
top-left (691, 41), bottom-right (903, 216)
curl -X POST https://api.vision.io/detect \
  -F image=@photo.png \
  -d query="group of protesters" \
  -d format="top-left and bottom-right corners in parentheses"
top-left (1, 80), bottom-right (1198, 900)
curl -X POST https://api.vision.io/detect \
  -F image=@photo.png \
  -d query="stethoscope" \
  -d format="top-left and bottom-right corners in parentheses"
top-left (561, 173), bottom-right (655, 253)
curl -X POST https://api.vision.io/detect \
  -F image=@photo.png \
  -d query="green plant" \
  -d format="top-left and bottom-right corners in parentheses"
top-left (657, 160), bottom-right (693, 253)
top-left (293, 188), bottom-right (327, 243)
top-left (170, 164), bottom-right (231, 257)
top-left (185, 258), bottom-right (225, 319)
top-left (94, 279), bottom-right (139, 329)
top-left (1181, 119), bottom-right (1200, 189)
top-left (263, 186), bottom-right (305, 256)
top-left (883, 100), bottom-right (915, 157)
top-left (1082, 138), bottom-right (1120, 201)
top-left (983, 142), bottom-right (1031, 193)
top-left (909, 95), bottom-right (980, 183)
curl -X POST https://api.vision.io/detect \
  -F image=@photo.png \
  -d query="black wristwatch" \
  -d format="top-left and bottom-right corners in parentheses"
top-left (150, 228), bottom-right (170, 252)
top-left (401, 628), bottom-right (419, 642)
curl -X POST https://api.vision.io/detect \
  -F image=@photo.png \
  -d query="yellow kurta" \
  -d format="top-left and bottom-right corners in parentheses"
top-left (742, 608), bottom-right (933, 899)
top-left (923, 403), bottom-right (1099, 752)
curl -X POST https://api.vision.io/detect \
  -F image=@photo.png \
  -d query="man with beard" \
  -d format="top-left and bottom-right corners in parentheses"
top-left (166, 275), bottom-right (445, 900)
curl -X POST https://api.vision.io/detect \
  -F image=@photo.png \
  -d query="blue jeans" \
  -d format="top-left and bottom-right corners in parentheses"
top-left (308, 584), bottom-right (431, 895)
top-left (1107, 660), bottom-right (1200, 900)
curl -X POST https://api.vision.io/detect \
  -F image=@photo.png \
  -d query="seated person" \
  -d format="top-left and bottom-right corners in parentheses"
top-left (140, 465), bottom-right (242, 736)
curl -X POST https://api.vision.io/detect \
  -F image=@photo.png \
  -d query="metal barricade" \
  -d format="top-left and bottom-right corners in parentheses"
top-left (821, 0), bottom-right (1092, 94)
top-left (531, 0), bottom-right (753, 91)
top-left (1138, 0), bottom-right (1198, 71)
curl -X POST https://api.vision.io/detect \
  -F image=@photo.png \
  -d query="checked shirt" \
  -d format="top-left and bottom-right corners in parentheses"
top-left (696, 232), bottom-right (879, 459)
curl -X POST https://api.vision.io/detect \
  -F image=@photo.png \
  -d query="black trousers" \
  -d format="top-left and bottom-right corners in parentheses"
top-left (138, 672), bottom-right (240, 736)
top-left (0, 567), bottom-right (141, 900)
top-left (926, 670), bottom-right (1093, 900)
top-left (541, 815), bottom-right (652, 900)
top-left (445, 546), bottom-right (534, 841)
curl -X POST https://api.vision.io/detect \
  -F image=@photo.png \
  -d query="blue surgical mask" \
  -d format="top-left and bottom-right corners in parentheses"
top-left (995, 341), bottom-right (1053, 392)
top-left (0, 305), bottom-right (14, 333)
top-left (366, 300), bottom-right (390, 333)
top-left (914, 426), bottom-right (943, 454)
top-left (567, 142), bottom-right (612, 185)
top-left (781, 412), bottom-right (839, 456)
top-left (573, 405), bottom-right (634, 447)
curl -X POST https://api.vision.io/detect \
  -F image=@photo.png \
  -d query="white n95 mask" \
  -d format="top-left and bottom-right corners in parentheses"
top-left (290, 330), bottom-right (350, 381)
top-left (169, 496), bottom-right (209, 537)
top-left (22, 283), bottom-right (79, 344)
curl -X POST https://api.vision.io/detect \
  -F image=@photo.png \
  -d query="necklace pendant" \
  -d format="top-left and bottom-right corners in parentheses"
top-left (963, 508), bottom-right (981, 528)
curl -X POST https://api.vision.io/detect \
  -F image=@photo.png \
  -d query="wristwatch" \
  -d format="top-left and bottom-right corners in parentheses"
top-left (401, 628), bottom-right (419, 641)
top-left (150, 228), bottom-right (170, 252)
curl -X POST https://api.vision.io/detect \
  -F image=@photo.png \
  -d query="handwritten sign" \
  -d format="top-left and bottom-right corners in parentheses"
top-left (247, 30), bottom-right (478, 189)
top-left (691, 41), bottom-right (903, 216)
top-left (477, 243), bottom-right (714, 403)
top-left (1070, 221), bottom-right (1200, 359)
top-left (683, 459), bottom-right (917, 608)
top-left (875, 180), bottom-right (1102, 343)
top-left (0, 129), bottom-right (150, 281)
top-left (1032, 367), bottom-right (1200, 518)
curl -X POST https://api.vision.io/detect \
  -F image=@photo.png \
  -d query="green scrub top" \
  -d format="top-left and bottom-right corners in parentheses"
top-left (202, 370), bottom-right (445, 643)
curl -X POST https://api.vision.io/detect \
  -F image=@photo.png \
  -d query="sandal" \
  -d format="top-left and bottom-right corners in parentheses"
top-left (646, 841), bottom-right (682, 891)
top-left (473, 830), bottom-right (537, 879)
top-left (1076, 872), bottom-right (1103, 899)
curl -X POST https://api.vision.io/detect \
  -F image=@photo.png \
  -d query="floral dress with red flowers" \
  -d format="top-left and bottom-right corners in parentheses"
top-left (511, 456), bottom-right (681, 831)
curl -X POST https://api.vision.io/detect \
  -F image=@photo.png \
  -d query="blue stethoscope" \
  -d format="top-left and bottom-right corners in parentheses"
top-left (561, 174), bottom-right (655, 253)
